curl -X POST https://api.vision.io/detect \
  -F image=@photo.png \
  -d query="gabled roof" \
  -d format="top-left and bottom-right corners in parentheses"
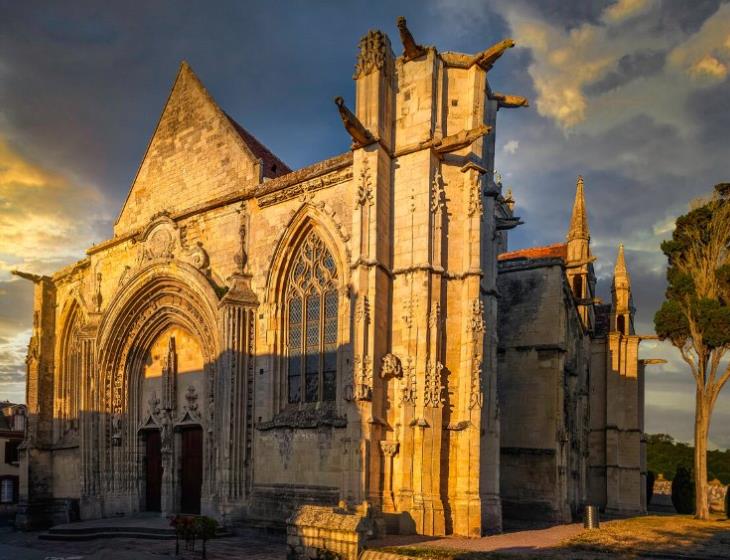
top-left (498, 242), bottom-right (568, 263)
top-left (225, 114), bottom-right (291, 179)
top-left (113, 61), bottom-right (290, 235)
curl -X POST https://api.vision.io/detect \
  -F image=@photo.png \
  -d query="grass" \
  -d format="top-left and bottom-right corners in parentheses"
top-left (373, 514), bottom-right (730, 559)
top-left (566, 514), bottom-right (730, 558)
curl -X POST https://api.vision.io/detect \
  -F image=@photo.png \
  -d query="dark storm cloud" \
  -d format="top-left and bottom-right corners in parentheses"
top-left (651, 0), bottom-right (725, 34)
top-left (689, 79), bottom-right (730, 152)
top-left (521, 0), bottom-right (613, 28)
top-left (585, 50), bottom-right (666, 95)
top-left (0, 0), bottom-right (507, 211)
top-left (0, 279), bottom-right (34, 335)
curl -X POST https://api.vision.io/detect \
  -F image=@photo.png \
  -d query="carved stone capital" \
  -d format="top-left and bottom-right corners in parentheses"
top-left (380, 440), bottom-right (400, 457)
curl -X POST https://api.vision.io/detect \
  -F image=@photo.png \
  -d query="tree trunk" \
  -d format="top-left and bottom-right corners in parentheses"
top-left (694, 389), bottom-right (710, 520)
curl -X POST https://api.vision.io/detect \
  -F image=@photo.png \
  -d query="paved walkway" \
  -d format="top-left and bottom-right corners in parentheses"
top-left (369, 523), bottom-right (585, 555)
top-left (0, 526), bottom-right (286, 560)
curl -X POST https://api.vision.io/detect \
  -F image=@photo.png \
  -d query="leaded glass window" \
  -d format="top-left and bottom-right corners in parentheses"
top-left (286, 232), bottom-right (339, 404)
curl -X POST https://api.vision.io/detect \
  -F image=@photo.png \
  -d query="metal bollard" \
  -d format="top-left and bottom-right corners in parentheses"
top-left (583, 505), bottom-right (600, 529)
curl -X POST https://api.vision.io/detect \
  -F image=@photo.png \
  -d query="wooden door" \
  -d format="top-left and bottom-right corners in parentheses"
top-left (145, 430), bottom-right (162, 512)
top-left (180, 427), bottom-right (202, 514)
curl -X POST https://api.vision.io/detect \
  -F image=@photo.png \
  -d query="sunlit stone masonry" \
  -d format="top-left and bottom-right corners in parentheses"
top-left (14, 18), bottom-right (647, 537)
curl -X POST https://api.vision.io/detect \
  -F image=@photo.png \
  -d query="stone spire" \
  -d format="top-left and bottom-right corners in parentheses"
top-left (612, 243), bottom-right (633, 334)
top-left (567, 175), bottom-right (590, 241)
top-left (614, 243), bottom-right (629, 280)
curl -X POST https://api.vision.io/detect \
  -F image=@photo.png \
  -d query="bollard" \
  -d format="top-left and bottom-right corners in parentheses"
top-left (584, 505), bottom-right (599, 529)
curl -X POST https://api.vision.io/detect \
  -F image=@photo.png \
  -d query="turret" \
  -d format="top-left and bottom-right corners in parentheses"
top-left (611, 243), bottom-right (634, 335)
top-left (565, 176), bottom-right (595, 331)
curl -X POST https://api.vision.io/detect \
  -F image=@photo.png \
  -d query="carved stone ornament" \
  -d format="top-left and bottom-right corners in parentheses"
top-left (468, 174), bottom-right (484, 218)
top-left (470, 298), bottom-right (485, 337)
top-left (356, 160), bottom-right (374, 208)
top-left (469, 357), bottom-right (483, 409)
top-left (160, 409), bottom-right (173, 454)
top-left (424, 359), bottom-right (444, 408)
top-left (354, 355), bottom-right (373, 401)
top-left (93, 272), bottom-right (103, 312)
top-left (184, 385), bottom-right (199, 415)
top-left (428, 302), bottom-right (441, 330)
top-left (355, 295), bottom-right (370, 324)
top-left (234, 201), bottom-right (249, 273)
top-left (353, 29), bottom-right (394, 79)
top-left (431, 170), bottom-right (445, 214)
top-left (401, 356), bottom-right (416, 404)
top-left (147, 391), bottom-right (161, 420)
top-left (135, 213), bottom-right (210, 273)
top-left (380, 353), bottom-right (403, 380)
top-left (257, 167), bottom-right (352, 208)
top-left (110, 412), bottom-right (123, 446)
top-left (379, 440), bottom-right (400, 457)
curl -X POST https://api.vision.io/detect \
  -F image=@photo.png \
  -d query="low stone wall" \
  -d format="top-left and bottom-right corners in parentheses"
top-left (653, 477), bottom-right (728, 513)
top-left (287, 504), bottom-right (374, 560)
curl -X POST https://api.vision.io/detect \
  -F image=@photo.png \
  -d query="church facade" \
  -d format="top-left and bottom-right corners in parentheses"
top-left (15, 21), bottom-right (647, 537)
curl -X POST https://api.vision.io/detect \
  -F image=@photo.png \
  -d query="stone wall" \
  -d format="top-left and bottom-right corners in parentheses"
top-left (497, 258), bottom-right (590, 523)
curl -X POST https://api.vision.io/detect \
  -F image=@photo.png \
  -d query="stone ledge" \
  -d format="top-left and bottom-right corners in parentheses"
top-left (258, 404), bottom-right (347, 431)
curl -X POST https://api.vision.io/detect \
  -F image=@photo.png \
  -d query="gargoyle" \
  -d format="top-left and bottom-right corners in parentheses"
top-left (334, 96), bottom-right (375, 148)
top-left (396, 16), bottom-right (426, 61)
top-left (496, 216), bottom-right (524, 231)
top-left (471, 39), bottom-right (516, 71)
top-left (434, 124), bottom-right (492, 154)
top-left (491, 92), bottom-right (529, 108)
top-left (11, 270), bottom-right (46, 283)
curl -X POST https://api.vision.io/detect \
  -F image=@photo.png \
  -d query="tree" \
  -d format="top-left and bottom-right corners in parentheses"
top-left (654, 185), bottom-right (730, 520)
top-left (671, 466), bottom-right (695, 514)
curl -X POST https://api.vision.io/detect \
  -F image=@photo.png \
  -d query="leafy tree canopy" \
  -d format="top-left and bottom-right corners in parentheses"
top-left (647, 434), bottom-right (730, 484)
top-left (655, 195), bottom-right (730, 351)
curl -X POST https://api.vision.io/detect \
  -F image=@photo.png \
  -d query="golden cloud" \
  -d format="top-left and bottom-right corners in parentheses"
top-left (667, 3), bottom-right (730, 85)
top-left (602, 0), bottom-right (655, 25)
top-left (0, 136), bottom-right (107, 279)
top-left (501, 1), bottom-right (730, 132)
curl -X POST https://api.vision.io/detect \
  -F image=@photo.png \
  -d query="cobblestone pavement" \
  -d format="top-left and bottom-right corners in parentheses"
top-left (0, 527), bottom-right (287, 560)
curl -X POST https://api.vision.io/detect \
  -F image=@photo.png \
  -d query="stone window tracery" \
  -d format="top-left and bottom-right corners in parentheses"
top-left (286, 231), bottom-right (338, 404)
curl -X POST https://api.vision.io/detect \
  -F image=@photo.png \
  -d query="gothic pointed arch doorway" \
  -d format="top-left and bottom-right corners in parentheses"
top-left (142, 325), bottom-right (206, 515)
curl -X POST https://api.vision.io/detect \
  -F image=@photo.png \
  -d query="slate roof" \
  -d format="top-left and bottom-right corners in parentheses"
top-left (226, 115), bottom-right (291, 179)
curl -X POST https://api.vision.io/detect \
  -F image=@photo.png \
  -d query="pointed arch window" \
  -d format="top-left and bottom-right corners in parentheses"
top-left (58, 306), bottom-right (81, 440)
top-left (573, 275), bottom-right (583, 299)
top-left (286, 231), bottom-right (338, 404)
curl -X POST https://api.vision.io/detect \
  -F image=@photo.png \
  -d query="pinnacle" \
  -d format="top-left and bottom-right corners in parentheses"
top-left (615, 243), bottom-right (628, 276)
top-left (567, 175), bottom-right (590, 241)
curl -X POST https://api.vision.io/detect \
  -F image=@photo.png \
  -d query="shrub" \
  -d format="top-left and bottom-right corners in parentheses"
top-left (672, 466), bottom-right (695, 514)
top-left (647, 470), bottom-right (655, 506)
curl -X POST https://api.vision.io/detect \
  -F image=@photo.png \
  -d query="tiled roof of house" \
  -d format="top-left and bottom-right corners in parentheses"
top-left (498, 242), bottom-right (567, 262)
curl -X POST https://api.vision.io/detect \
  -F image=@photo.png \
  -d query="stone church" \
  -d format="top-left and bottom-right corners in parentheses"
top-left (14, 19), bottom-right (648, 537)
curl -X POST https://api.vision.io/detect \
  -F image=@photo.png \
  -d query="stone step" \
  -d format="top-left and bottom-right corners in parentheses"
top-left (39, 530), bottom-right (175, 541)
top-left (40, 522), bottom-right (231, 541)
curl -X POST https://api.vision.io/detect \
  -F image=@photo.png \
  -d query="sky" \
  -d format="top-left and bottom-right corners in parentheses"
top-left (1, 0), bottom-right (729, 447)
